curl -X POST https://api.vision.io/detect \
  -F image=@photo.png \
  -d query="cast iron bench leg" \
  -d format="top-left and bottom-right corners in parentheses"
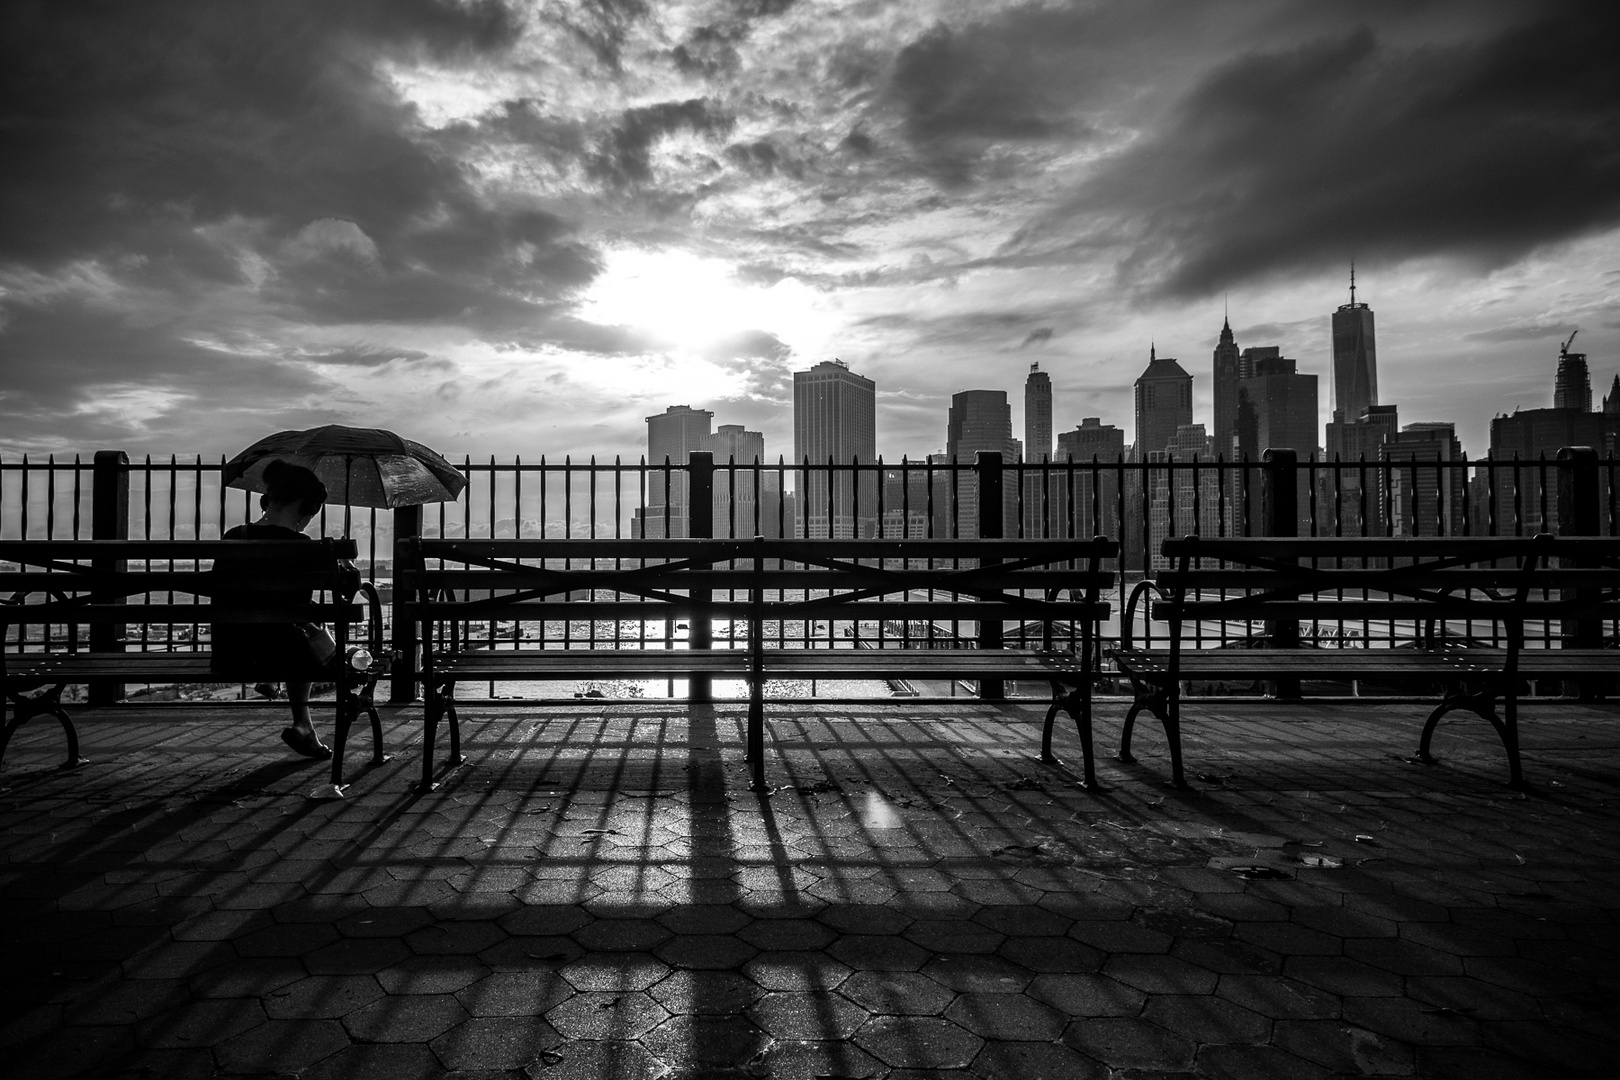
top-left (2, 685), bottom-right (88, 772)
top-left (1042, 683), bottom-right (1099, 790)
top-left (329, 691), bottom-right (354, 789)
top-left (419, 681), bottom-right (444, 792)
top-left (1419, 682), bottom-right (1525, 787)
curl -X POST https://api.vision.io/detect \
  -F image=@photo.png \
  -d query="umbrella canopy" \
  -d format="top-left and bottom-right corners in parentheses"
top-left (223, 425), bottom-right (467, 509)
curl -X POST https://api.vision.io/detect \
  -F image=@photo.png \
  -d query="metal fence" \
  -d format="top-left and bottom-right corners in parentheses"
top-left (2, 448), bottom-right (1615, 702)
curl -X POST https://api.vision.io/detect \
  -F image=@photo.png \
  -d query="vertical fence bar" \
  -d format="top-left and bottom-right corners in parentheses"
top-left (976, 451), bottom-right (1004, 700)
top-left (1556, 447), bottom-right (1601, 699)
top-left (89, 450), bottom-right (130, 706)
top-left (1261, 448), bottom-right (1299, 698)
top-left (390, 505), bottom-right (423, 703)
top-left (688, 451), bottom-right (714, 704)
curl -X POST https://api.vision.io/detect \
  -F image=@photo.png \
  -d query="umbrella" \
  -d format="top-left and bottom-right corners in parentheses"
top-left (223, 425), bottom-right (467, 508)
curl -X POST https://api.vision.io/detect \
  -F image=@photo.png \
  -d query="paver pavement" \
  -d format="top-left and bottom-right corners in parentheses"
top-left (1, 698), bottom-right (1617, 1078)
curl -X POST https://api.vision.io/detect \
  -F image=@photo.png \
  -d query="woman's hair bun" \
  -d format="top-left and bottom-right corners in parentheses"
top-left (262, 459), bottom-right (328, 516)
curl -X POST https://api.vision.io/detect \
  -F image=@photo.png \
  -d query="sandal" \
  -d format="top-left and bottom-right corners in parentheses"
top-left (281, 727), bottom-right (333, 760)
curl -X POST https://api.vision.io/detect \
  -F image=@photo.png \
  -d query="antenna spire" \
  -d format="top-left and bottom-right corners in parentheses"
top-left (1349, 263), bottom-right (1357, 306)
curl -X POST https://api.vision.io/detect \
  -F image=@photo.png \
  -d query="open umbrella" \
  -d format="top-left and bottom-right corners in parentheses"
top-left (223, 425), bottom-right (467, 508)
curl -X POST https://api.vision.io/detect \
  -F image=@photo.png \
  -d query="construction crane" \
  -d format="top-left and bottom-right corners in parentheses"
top-left (1561, 329), bottom-right (1579, 357)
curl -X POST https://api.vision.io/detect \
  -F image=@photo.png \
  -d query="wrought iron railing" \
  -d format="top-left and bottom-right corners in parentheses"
top-left (2, 448), bottom-right (1615, 702)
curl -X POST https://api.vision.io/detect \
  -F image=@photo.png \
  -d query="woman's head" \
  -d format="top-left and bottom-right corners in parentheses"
top-left (261, 459), bottom-right (327, 520)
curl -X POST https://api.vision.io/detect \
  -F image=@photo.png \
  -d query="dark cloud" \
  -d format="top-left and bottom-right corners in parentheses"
top-left (1019, 327), bottom-right (1053, 348)
top-left (548, 0), bottom-right (649, 71)
top-left (300, 346), bottom-right (435, 368)
top-left (1463, 323), bottom-right (1578, 345)
top-left (1067, 4), bottom-right (1620, 297)
top-left (587, 100), bottom-right (735, 187)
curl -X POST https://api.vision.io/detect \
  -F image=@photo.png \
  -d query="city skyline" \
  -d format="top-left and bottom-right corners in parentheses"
top-left (2, 2), bottom-right (1618, 465)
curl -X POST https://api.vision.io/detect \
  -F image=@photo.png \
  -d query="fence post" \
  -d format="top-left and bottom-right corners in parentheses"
top-left (389, 504), bottom-right (423, 704)
top-left (977, 451), bottom-right (1004, 700)
top-left (688, 452), bottom-right (713, 704)
top-left (1261, 448), bottom-right (1300, 697)
top-left (89, 450), bottom-right (129, 706)
top-left (1556, 447), bottom-right (1601, 699)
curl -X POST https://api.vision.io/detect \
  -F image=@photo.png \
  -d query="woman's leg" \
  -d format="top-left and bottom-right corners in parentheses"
top-left (286, 681), bottom-right (319, 738)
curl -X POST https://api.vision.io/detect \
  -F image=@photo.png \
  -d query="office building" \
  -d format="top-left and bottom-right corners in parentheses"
top-left (794, 360), bottom-right (877, 538)
top-left (1133, 347), bottom-right (1193, 460)
top-left (1236, 353), bottom-right (1318, 460)
top-left (1145, 423), bottom-right (1225, 570)
top-left (946, 389), bottom-right (1022, 537)
top-left (703, 424), bottom-right (767, 537)
top-left (1022, 363), bottom-right (1059, 536)
top-left (1554, 339), bottom-right (1592, 412)
top-left (633, 405), bottom-right (713, 537)
top-left (1211, 317), bottom-right (1242, 458)
top-left (1323, 403), bottom-right (1400, 537)
top-left (1055, 417), bottom-right (1125, 541)
top-left (1382, 423), bottom-right (1467, 537)
top-left (1331, 268), bottom-right (1378, 423)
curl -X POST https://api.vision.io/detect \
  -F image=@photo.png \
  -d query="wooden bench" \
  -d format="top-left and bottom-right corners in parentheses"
top-left (0, 539), bottom-right (388, 791)
top-left (1109, 534), bottom-right (1620, 790)
top-left (403, 536), bottom-right (1116, 791)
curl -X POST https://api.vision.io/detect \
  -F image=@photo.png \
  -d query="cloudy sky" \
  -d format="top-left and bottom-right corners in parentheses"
top-left (3, 0), bottom-right (1618, 464)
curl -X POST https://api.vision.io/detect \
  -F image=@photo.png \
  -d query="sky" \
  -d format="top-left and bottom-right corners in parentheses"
top-left (3, 0), bottom-right (1619, 464)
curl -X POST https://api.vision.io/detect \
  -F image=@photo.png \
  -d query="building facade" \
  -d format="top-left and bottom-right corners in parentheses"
top-left (945, 389), bottom-right (1022, 538)
top-left (1133, 348), bottom-right (1193, 461)
top-left (633, 405), bottom-right (713, 537)
top-left (1331, 270), bottom-right (1378, 424)
top-left (793, 360), bottom-right (877, 538)
top-left (1211, 317), bottom-right (1242, 459)
top-left (1055, 417), bottom-right (1125, 542)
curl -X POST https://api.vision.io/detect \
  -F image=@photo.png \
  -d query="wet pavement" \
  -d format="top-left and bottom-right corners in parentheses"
top-left (2, 697), bottom-right (1617, 1078)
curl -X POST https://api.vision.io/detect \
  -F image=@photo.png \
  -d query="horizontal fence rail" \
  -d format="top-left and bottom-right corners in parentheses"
top-left (2, 448), bottom-right (1615, 704)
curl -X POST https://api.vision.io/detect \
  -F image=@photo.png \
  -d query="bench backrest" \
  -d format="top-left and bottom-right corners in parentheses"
top-left (1141, 534), bottom-right (1620, 648)
top-left (0, 539), bottom-right (363, 643)
top-left (405, 536), bottom-right (1117, 652)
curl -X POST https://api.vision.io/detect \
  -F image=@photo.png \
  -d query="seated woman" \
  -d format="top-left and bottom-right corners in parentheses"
top-left (211, 459), bottom-right (336, 759)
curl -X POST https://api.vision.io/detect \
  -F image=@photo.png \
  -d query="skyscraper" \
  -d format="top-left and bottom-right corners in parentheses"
top-left (1023, 363), bottom-right (1052, 463)
top-left (793, 359), bottom-right (877, 538)
top-left (1056, 418), bottom-right (1125, 542)
top-left (1133, 347), bottom-right (1192, 460)
top-left (704, 424), bottom-right (767, 537)
top-left (1023, 363), bottom-right (1055, 536)
top-left (1331, 268), bottom-right (1377, 423)
top-left (946, 389), bottom-right (1021, 537)
top-left (1554, 334), bottom-right (1592, 412)
top-left (1211, 317), bottom-right (1241, 458)
top-left (1236, 354), bottom-right (1318, 460)
top-left (634, 405), bottom-right (713, 537)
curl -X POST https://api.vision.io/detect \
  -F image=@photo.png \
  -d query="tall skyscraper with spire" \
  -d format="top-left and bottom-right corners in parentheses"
top-left (1023, 363), bottom-right (1052, 463)
top-left (1331, 267), bottom-right (1378, 424)
top-left (1211, 316), bottom-right (1241, 457)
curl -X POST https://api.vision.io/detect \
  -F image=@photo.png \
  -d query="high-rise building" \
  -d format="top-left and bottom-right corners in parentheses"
top-left (633, 405), bottom-right (714, 537)
top-left (1236, 354), bottom-right (1318, 461)
top-left (793, 359), bottom-right (877, 538)
top-left (946, 389), bottom-right (1022, 537)
top-left (1055, 417), bottom-right (1125, 541)
top-left (1145, 423), bottom-right (1224, 570)
top-left (703, 424), bottom-right (768, 537)
top-left (1383, 423), bottom-right (1467, 537)
top-left (1331, 268), bottom-right (1378, 424)
top-left (1211, 318), bottom-right (1242, 458)
top-left (1133, 347), bottom-right (1192, 460)
top-left (1323, 403), bottom-right (1400, 536)
top-left (1554, 335), bottom-right (1592, 412)
top-left (1023, 363), bottom-right (1052, 463)
top-left (1605, 374), bottom-right (1620, 417)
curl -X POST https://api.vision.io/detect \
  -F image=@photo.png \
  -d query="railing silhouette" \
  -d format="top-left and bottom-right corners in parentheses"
top-left (2, 447), bottom-right (1615, 704)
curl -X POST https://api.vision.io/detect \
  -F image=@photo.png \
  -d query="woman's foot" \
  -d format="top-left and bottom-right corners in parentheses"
top-left (281, 727), bottom-right (332, 760)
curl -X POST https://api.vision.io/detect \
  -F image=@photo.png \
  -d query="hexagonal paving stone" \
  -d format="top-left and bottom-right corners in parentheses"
top-left (971, 1039), bottom-right (1109, 1080)
top-left (233, 921), bottom-right (340, 957)
top-left (497, 903), bottom-right (593, 938)
top-left (827, 934), bottom-right (932, 972)
top-left (135, 999), bottom-right (267, 1050)
top-left (945, 992), bottom-right (1067, 1041)
top-left (743, 952), bottom-right (853, 992)
top-left (641, 1013), bottom-right (768, 1070)
top-left (655, 903), bottom-right (751, 935)
top-left (854, 1015), bottom-right (983, 1070)
top-left (571, 917), bottom-right (672, 952)
top-left (306, 937), bottom-right (413, 975)
top-left (919, 954), bottom-right (1034, 993)
top-left (456, 970), bottom-right (576, 1018)
top-left (520, 1038), bottom-right (668, 1080)
top-left (999, 935), bottom-right (1105, 973)
top-left (974, 904), bottom-right (1072, 937)
top-left (431, 1014), bottom-right (562, 1071)
top-left (301, 1042), bottom-right (444, 1080)
top-left (1141, 994), bottom-right (1271, 1044)
top-left (749, 990), bottom-right (871, 1040)
top-left (1216, 973), bottom-right (1341, 1020)
top-left (405, 919), bottom-right (507, 956)
top-left (905, 917), bottom-right (1005, 954)
top-left (647, 969), bottom-right (762, 1015)
top-left (546, 990), bottom-right (671, 1040)
top-left (1272, 1019), bottom-right (1415, 1075)
top-left (560, 953), bottom-right (672, 992)
top-left (335, 906), bottom-right (437, 939)
top-left (375, 955), bottom-right (487, 995)
top-left (653, 932), bottom-right (759, 971)
top-left (818, 903), bottom-right (914, 936)
top-left (1027, 972), bottom-right (1146, 1017)
top-left (262, 974), bottom-right (385, 1020)
top-left (1061, 1015), bottom-right (1197, 1071)
top-left (1196, 1043), bottom-right (1336, 1080)
top-left (738, 918), bottom-right (836, 951)
top-left (214, 1018), bottom-right (351, 1075)
top-left (1068, 919), bottom-right (1173, 953)
top-left (840, 970), bottom-right (958, 1016)
top-left (1102, 953), bottom-right (1221, 995)
top-left (343, 994), bottom-right (470, 1042)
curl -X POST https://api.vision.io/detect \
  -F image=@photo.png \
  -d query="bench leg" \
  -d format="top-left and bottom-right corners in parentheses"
top-left (329, 691), bottom-right (355, 790)
top-left (1419, 684), bottom-right (1525, 790)
top-left (1118, 679), bottom-right (1186, 788)
top-left (418, 681), bottom-right (463, 793)
top-left (359, 670), bottom-right (389, 766)
top-left (2, 686), bottom-right (88, 772)
top-left (1042, 684), bottom-right (1099, 790)
top-left (746, 676), bottom-right (767, 792)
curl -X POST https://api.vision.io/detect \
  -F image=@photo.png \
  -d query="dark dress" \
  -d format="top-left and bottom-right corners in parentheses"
top-left (210, 522), bottom-right (332, 680)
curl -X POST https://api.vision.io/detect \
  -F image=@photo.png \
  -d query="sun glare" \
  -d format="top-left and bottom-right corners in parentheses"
top-left (579, 248), bottom-right (820, 355)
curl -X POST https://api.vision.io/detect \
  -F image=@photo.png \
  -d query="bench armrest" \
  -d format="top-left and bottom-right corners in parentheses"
top-left (1120, 578), bottom-right (1166, 651)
